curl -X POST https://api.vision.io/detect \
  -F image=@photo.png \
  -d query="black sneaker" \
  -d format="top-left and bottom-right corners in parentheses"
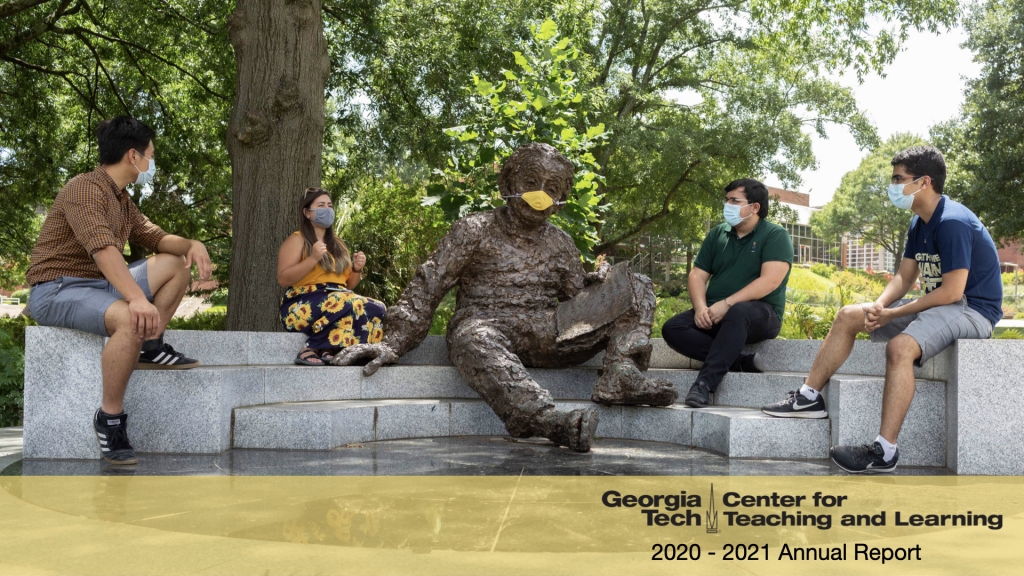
top-left (683, 381), bottom-right (712, 408)
top-left (761, 390), bottom-right (827, 418)
top-left (138, 343), bottom-right (201, 370)
top-left (93, 409), bottom-right (139, 465)
top-left (831, 442), bottom-right (898, 474)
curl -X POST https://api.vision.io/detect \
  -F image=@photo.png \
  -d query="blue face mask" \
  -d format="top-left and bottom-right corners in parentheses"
top-left (887, 177), bottom-right (924, 210)
top-left (310, 207), bottom-right (335, 228)
top-left (723, 202), bottom-right (752, 227)
top-left (132, 151), bottom-right (156, 186)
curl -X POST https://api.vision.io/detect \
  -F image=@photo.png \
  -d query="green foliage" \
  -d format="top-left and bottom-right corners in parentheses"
top-left (831, 270), bottom-right (885, 299)
top-left (934, 0), bottom-right (1024, 244)
top-left (652, 296), bottom-right (692, 338)
top-left (811, 134), bottom-right (927, 271)
top-left (786, 267), bottom-right (834, 294)
top-left (427, 20), bottom-right (608, 257)
top-left (207, 288), bottom-right (229, 307)
top-left (338, 171), bottom-right (450, 306)
top-left (428, 289), bottom-right (458, 336)
top-left (995, 329), bottom-right (1024, 340)
top-left (1004, 272), bottom-right (1023, 286)
top-left (769, 197), bottom-right (801, 225)
top-left (1, 0), bottom-right (235, 283)
top-left (0, 315), bottom-right (34, 427)
top-left (9, 289), bottom-right (29, 305)
top-left (166, 307), bottom-right (227, 331)
top-left (810, 263), bottom-right (836, 279)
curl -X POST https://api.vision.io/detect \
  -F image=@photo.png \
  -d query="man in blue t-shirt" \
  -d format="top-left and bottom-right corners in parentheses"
top-left (761, 146), bottom-right (1003, 473)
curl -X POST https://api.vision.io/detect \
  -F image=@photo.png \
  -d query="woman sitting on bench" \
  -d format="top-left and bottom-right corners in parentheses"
top-left (277, 187), bottom-right (386, 365)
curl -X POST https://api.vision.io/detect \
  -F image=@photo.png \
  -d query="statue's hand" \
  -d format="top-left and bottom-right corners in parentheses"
top-left (585, 254), bottom-right (611, 285)
top-left (330, 343), bottom-right (399, 376)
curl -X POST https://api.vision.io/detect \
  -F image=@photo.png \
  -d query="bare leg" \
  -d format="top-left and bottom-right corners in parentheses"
top-left (101, 301), bottom-right (143, 414)
top-left (145, 253), bottom-right (191, 334)
top-left (805, 305), bottom-right (866, 391)
top-left (879, 334), bottom-right (921, 443)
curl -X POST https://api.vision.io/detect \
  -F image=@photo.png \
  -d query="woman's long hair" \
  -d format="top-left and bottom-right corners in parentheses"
top-left (299, 187), bottom-right (351, 273)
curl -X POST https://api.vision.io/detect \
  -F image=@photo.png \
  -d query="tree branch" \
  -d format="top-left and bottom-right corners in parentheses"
top-left (0, 0), bottom-right (49, 19)
top-left (0, 0), bottom-right (73, 58)
top-left (594, 160), bottom-right (702, 253)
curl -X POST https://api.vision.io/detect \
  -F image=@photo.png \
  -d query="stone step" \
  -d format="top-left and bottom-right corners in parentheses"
top-left (233, 400), bottom-right (695, 450)
top-left (828, 377), bottom-right (945, 467)
top-left (691, 407), bottom-right (832, 459)
top-left (233, 398), bottom-right (839, 460)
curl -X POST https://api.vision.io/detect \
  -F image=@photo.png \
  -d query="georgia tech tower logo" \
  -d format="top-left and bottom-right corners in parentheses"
top-left (707, 483), bottom-right (719, 534)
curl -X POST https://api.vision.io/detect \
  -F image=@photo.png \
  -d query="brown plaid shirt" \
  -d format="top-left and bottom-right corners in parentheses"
top-left (26, 167), bottom-right (167, 285)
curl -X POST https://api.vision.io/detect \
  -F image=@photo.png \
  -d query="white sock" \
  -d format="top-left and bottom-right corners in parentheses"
top-left (799, 384), bottom-right (819, 401)
top-left (875, 435), bottom-right (898, 462)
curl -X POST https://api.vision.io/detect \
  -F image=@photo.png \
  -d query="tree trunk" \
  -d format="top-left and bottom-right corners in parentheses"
top-left (225, 0), bottom-right (329, 331)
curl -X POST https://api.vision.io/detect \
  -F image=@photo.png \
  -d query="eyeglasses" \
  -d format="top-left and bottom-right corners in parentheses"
top-left (304, 187), bottom-right (328, 196)
top-left (890, 175), bottom-right (923, 185)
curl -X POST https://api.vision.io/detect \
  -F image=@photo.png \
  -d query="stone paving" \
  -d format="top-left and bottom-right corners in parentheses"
top-left (0, 428), bottom-right (950, 477)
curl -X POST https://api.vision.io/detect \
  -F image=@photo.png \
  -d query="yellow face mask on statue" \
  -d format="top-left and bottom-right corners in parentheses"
top-left (504, 190), bottom-right (565, 211)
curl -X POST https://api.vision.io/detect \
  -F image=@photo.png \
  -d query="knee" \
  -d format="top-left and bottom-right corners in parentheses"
top-left (886, 335), bottom-right (920, 365)
top-left (835, 305), bottom-right (864, 331)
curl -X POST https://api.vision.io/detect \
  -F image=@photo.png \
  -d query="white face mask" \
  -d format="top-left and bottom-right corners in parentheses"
top-left (723, 202), bottom-right (752, 227)
top-left (132, 150), bottom-right (156, 185)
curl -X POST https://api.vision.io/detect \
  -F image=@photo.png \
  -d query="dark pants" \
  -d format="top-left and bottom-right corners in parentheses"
top-left (661, 301), bottom-right (781, 391)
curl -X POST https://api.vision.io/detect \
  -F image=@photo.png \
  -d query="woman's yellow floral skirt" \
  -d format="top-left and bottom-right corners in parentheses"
top-left (280, 283), bottom-right (386, 350)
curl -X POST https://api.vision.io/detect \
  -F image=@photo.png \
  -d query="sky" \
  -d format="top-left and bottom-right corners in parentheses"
top-left (764, 27), bottom-right (982, 207)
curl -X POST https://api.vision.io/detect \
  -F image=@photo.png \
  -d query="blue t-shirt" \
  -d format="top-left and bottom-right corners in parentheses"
top-left (903, 196), bottom-right (1003, 326)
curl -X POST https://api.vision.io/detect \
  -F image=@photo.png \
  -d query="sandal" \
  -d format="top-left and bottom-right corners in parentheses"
top-left (318, 347), bottom-right (341, 363)
top-left (294, 347), bottom-right (324, 366)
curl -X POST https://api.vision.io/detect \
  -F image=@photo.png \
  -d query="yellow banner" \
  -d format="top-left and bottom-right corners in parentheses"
top-left (1, 475), bottom-right (1022, 575)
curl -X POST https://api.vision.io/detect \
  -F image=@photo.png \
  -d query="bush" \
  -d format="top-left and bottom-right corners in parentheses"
top-left (810, 263), bottom-right (836, 279)
top-left (167, 306), bottom-right (227, 331)
top-left (1015, 312), bottom-right (1024, 320)
top-left (10, 289), bottom-right (29, 305)
top-left (655, 279), bottom-right (688, 298)
top-left (0, 315), bottom-right (34, 427)
top-left (206, 288), bottom-right (229, 307)
top-left (337, 171), bottom-right (449, 306)
top-left (652, 296), bottom-right (692, 338)
top-left (995, 328), bottom-right (1024, 340)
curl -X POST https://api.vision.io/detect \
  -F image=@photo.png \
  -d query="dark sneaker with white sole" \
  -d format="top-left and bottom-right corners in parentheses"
top-left (831, 442), bottom-right (898, 474)
top-left (93, 409), bottom-right (139, 465)
top-left (137, 343), bottom-right (201, 370)
top-left (761, 390), bottom-right (828, 418)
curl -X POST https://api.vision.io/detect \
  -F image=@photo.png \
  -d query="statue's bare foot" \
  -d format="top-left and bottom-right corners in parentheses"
top-left (591, 360), bottom-right (678, 406)
top-left (540, 407), bottom-right (599, 453)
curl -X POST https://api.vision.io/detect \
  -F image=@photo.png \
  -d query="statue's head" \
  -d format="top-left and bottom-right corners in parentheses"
top-left (498, 143), bottom-right (574, 227)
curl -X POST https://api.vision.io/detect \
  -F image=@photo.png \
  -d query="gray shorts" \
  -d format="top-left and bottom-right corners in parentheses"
top-left (28, 259), bottom-right (153, 337)
top-left (869, 296), bottom-right (993, 365)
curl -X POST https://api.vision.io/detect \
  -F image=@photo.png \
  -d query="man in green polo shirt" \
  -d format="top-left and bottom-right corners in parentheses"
top-left (662, 178), bottom-right (793, 407)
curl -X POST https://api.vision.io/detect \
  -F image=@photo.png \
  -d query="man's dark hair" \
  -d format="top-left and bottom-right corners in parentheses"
top-left (724, 178), bottom-right (769, 219)
top-left (96, 116), bottom-right (155, 165)
top-left (891, 146), bottom-right (946, 194)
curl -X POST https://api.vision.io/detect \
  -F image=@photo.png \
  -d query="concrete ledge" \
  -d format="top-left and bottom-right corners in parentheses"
top-left (691, 407), bottom-right (831, 459)
top-left (948, 340), bottom-right (1024, 475)
top-left (829, 377), bottom-right (946, 467)
top-left (233, 400), bottom-right (692, 450)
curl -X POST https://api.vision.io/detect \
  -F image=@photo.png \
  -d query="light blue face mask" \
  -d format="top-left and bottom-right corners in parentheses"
top-left (887, 176), bottom-right (924, 210)
top-left (310, 207), bottom-right (335, 228)
top-left (723, 202), bottom-right (752, 227)
top-left (132, 151), bottom-right (156, 186)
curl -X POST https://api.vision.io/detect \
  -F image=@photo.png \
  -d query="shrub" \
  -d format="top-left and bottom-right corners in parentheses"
top-left (10, 288), bottom-right (29, 305)
top-left (810, 263), bottom-right (835, 279)
top-left (995, 328), bottom-right (1024, 340)
top-left (0, 315), bottom-right (34, 427)
top-left (167, 306), bottom-right (227, 331)
top-left (652, 296), bottom-right (692, 338)
top-left (428, 290), bottom-right (457, 336)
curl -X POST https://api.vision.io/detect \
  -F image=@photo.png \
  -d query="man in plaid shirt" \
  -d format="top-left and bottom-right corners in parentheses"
top-left (26, 116), bottom-right (212, 465)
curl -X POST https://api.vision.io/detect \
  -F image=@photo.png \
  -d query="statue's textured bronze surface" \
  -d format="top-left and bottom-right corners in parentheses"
top-left (333, 143), bottom-right (677, 452)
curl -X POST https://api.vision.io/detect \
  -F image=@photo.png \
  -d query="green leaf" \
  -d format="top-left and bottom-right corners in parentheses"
top-left (536, 19), bottom-right (558, 41)
top-left (560, 127), bottom-right (577, 141)
top-left (585, 123), bottom-right (606, 139)
top-left (531, 95), bottom-right (549, 110)
top-left (513, 51), bottom-right (533, 73)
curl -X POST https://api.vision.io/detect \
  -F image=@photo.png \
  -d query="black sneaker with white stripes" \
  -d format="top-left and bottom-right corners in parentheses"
top-left (93, 409), bottom-right (139, 465)
top-left (831, 442), bottom-right (899, 474)
top-left (137, 343), bottom-right (201, 370)
top-left (760, 390), bottom-right (828, 418)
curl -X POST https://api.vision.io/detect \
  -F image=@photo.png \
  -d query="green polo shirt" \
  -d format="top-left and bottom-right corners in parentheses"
top-left (693, 220), bottom-right (793, 318)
